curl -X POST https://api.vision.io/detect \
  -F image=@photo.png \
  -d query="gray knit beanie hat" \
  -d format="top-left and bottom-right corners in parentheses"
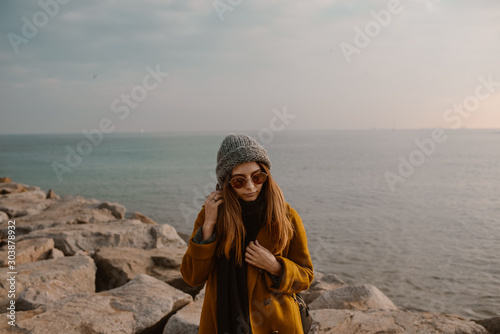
top-left (216, 133), bottom-right (271, 187)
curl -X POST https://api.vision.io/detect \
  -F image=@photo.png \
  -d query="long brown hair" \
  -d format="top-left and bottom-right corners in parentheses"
top-left (215, 162), bottom-right (295, 266)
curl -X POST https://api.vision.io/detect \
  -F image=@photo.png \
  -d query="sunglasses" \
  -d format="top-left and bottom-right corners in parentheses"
top-left (229, 171), bottom-right (268, 189)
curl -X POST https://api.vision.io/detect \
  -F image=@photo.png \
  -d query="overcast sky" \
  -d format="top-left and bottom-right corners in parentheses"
top-left (1, 0), bottom-right (499, 134)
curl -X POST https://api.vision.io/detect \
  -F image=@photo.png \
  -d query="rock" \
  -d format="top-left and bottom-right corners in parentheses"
top-left (473, 317), bottom-right (500, 334)
top-left (75, 249), bottom-right (95, 257)
top-left (0, 308), bottom-right (45, 333)
top-left (0, 196), bottom-right (117, 236)
top-left (309, 309), bottom-right (488, 334)
top-left (0, 255), bottom-right (96, 312)
top-left (129, 211), bottom-right (158, 224)
top-left (0, 177), bottom-right (12, 183)
top-left (18, 280), bottom-right (83, 311)
top-left (0, 211), bottom-right (8, 224)
top-left (151, 246), bottom-right (186, 268)
top-left (195, 286), bottom-right (206, 301)
top-left (303, 271), bottom-right (347, 304)
top-left (177, 231), bottom-right (191, 244)
top-left (21, 219), bottom-right (186, 255)
top-left (94, 247), bottom-right (155, 291)
top-left (0, 181), bottom-right (27, 194)
top-left (16, 274), bottom-right (193, 334)
top-left (98, 201), bottom-right (126, 219)
top-left (148, 265), bottom-right (200, 296)
top-left (94, 245), bottom-right (189, 292)
top-left (0, 238), bottom-right (54, 267)
top-left (163, 295), bottom-right (204, 334)
top-left (47, 248), bottom-right (65, 259)
top-left (45, 189), bottom-right (59, 200)
top-left (309, 284), bottom-right (398, 311)
top-left (161, 286), bottom-right (208, 334)
top-left (0, 189), bottom-right (53, 218)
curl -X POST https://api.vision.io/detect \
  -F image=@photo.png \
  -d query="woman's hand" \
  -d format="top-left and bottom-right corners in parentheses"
top-left (245, 240), bottom-right (283, 276)
top-left (202, 190), bottom-right (223, 240)
top-left (204, 190), bottom-right (223, 225)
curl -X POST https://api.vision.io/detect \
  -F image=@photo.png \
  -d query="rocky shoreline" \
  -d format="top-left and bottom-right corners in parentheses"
top-left (0, 177), bottom-right (497, 334)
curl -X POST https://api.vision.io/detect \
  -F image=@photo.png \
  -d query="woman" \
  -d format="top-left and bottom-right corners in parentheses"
top-left (180, 133), bottom-right (314, 334)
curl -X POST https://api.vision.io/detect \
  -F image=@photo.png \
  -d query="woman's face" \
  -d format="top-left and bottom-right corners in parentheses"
top-left (230, 162), bottom-right (264, 201)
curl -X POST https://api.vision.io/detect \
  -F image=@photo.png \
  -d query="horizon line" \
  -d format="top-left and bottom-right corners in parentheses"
top-left (1, 127), bottom-right (500, 136)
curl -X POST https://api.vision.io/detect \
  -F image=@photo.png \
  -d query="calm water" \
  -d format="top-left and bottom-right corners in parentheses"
top-left (0, 129), bottom-right (498, 319)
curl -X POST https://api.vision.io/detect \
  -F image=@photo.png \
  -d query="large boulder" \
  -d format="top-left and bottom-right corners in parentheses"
top-left (473, 317), bottom-right (500, 334)
top-left (97, 201), bottom-right (126, 219)
top-left (0, 255), bottom-right (96, 312)
top-left (94, 247), bottom-right (155, 291)
top-left (309, 284), bottom-right (398, 311)
top-left (0, 181), bottom-right (28, 194)
top-left (0, 210), bottom-right (9, 224)
top-left (309, 309), bottom-right (488, 334)
top-left (163, 287), bottom-right (205, 334)
top-left (1, 308), bottom-right (44, 332)
top-left (15, 274), bottom-right (193, 334)
top-left (94, 245), bottom-right (191, 294)
top-left (0, 196), bottom-right (118, 236)
top-left (21, 219), bottom-right (186, 255)
top-left (0, 238), bottom-right (55, 267)
top-left (303, 271), bottom-right (347, 304)
top-left (0, 189), bottom-right (54, 218)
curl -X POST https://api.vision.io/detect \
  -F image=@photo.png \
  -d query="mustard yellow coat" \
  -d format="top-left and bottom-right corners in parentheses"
top-left (180, 203), bottom-right (314, 334)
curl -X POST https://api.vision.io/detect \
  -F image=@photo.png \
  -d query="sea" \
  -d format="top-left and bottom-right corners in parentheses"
top-left (0, 129), bottom-right (498, 320)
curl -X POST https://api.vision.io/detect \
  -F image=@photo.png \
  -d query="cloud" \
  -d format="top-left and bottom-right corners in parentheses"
top-left (1, 0), bottom-right (500, 134)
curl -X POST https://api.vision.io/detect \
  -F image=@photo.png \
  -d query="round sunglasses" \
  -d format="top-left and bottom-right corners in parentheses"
top-left (229, 171), bottom-right (268, 189)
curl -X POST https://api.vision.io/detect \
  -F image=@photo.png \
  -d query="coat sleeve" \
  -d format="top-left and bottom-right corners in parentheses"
top-left (180, 206), bottom-right (218, 287)
top-left (264, 205), bottom-right (314, 294)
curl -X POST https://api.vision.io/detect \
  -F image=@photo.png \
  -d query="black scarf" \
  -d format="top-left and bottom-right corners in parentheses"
top-left (216, 190), bottom-right (267, 334)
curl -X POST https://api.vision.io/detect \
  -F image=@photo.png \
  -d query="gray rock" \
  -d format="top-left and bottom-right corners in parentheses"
top-left (0, 255), bottom-right (96, 312)
top-left (94, 247), bottom-right (155, 291)
top-left (309, 309), bottom-right (488, 334)
top-left (0, 308), bottom-right (44, 333)
top-left (303, 271), bottom-right (347, 304)
top-left (473, 317), bottom-right (500, 334)
top-left (309, 284), bottom-right (398, 311)
top-left (21, 219), bottom-right (186, 255)
top-left (16, 274), bottom-right (193, 334)
top-left (0, 189), bottom-right (54, 218)
top-left (18, 280), bottom-right (83, 311)
top-left (94, 245), bottom-right (190, 293)
top-left (0, 211), bottom-right (9, 224)
top-left (98, 201), bottom-right (126, 219)
top-left (148, 266), bottom-right (199, 296)
top-left (0, 238), bottom-right (54, 267)
top-left (0, 196), bottom-right (117, 236)
top-left (151, 246), bottom-right (186, 268)
top-left (162, 287), bottom-right (205, 334)
top-left (195, 286), bottom-right (206, 301)
top-left (163, 296), bottom-right (203, 334)
top-left (47, 248), bottom-right (65, 259)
